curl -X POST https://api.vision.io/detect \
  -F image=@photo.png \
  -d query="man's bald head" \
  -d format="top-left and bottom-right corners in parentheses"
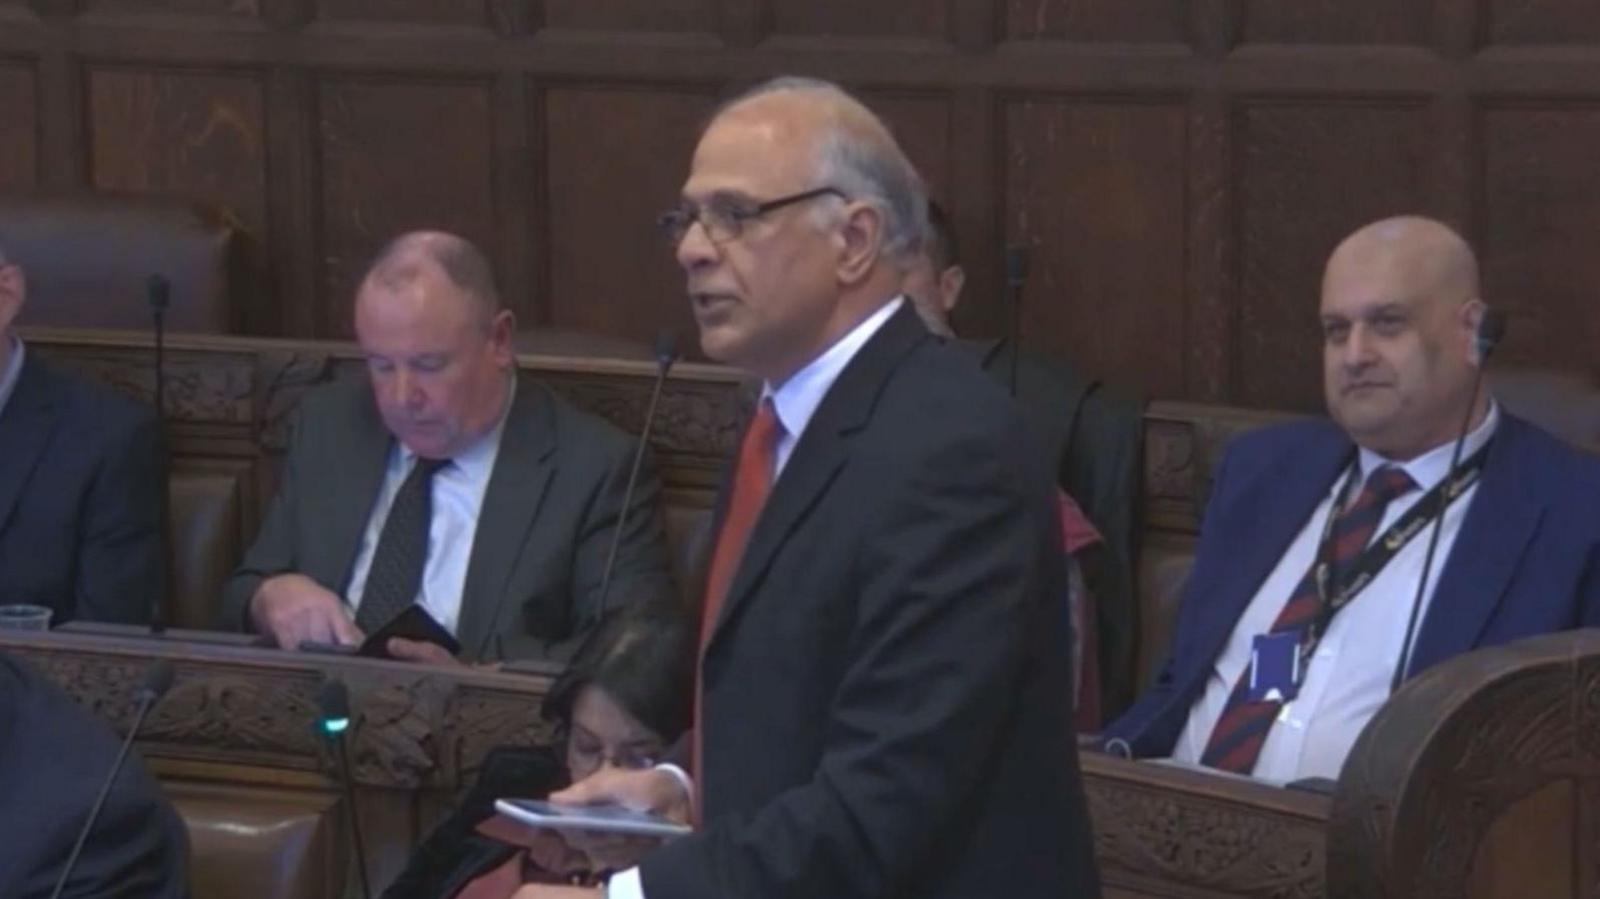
top-left (354, 231), bottom-right (515, 459)
top-left (1325, 216), bottom-right (1480, 314)
top-left (1320, 215), bottom-right (1489, 460)
top-left (361, 230), bottom-right (502, 330)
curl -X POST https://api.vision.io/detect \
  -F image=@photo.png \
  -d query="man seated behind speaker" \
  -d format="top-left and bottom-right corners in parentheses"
top-left (220, 231), bottom-right (673, 664)
top-left (902, 200), bottom-right (1133, 729)
top-left (0, 652), bottom-right (188, 898)
top-left (0, 235), bottom-right (165, 626)
top-left (1102, 215), bottom-right (1600, 782)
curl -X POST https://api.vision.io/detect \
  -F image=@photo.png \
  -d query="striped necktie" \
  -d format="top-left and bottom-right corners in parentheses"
top-left (1200, 464), bottom-right (1417, 774)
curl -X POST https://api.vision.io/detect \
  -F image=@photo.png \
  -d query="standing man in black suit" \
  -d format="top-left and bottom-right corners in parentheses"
top-left (0, 236), bottom-right (165, 625)
top-left (529, 77), bottom-right (1100, 899)
top-left (221, 231), bottom-right (672, 663)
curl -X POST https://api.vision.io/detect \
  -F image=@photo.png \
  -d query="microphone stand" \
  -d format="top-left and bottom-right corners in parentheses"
top-left (316, 679), bottom-right (372, 899)
top-left (148, 274), bottom-right (171, 635)
top-left (1004, 245), bottom-right (1030, 398)
top-left (50, 662), bottom-right (175, 899)
top-left (595, 331), bottom-right (679, 619)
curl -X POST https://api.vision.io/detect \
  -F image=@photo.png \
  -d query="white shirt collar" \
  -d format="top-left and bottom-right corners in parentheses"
top-left (395, 374), bottom-right (516, 480)
top-left (1356, 399), bottom-right (1501, 491)
top-left (0, 335), bottom-right (25, 419)
top-left (764, 297), bottom-right (903, 442)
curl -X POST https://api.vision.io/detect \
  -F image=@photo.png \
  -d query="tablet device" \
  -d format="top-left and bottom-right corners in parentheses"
top-left (297, 641), bottom-right (357, 655)
top-left (493, 798), bottom-right (691, 839)
top-left (358, 605), bottom-right (461, 659)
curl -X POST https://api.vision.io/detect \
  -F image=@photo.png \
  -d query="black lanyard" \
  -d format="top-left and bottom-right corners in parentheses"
top-left (1302, 442), bottom-right (1491, 653)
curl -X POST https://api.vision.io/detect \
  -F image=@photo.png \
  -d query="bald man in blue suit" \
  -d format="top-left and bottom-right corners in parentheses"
top-left (1105, 217), bottom-right (1600, 782)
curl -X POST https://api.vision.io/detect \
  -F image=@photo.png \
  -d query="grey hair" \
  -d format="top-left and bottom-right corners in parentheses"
top-left (719, 76), bottom-right (929, 265)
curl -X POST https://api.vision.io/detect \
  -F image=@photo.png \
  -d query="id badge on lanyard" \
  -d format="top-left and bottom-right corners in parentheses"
top-left (1247, 631), bottom-right (1304, 703)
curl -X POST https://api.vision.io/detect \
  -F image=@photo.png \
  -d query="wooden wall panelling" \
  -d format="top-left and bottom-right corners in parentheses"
top-left (78, 0), bottom-right (266, 19)
top-left (763, 0), bottom-right (947, 40)
top-left (1486, 0), bottom-right (1600, 45)
top-left (1232, 101), bottom-right (1431, 411)
top-left (85, 64), bottom-right (271, 327)
top-left (492, 71), bottom-right (535, 331)
top-left (1002, 96), bottom-right (1190, 398)
top-left (541, 84), bottom-right (717, 348)
top-left (0, 59), bottom-right (38, 187)
top-left (33, 31), bottom-right (84, 189)
top-left (313, 0), bottom-right (495, 29)
top-left (1481, 103), bottom-right (1600, 374)
top-left (541, 0), bottom-right (719, 34)
top-left (1001, 0), bottom-right (1186, 44)
top-left (1238, 0), bottom-right (1431, 45)
top-left (264, 68), bottom-right (318, 338)
top-left (314, 73), bottom-right (500, 337)
top-left (1177, 0), bottom-right (1241, 405)
top-left (864, 90), bottom-right (953, 204)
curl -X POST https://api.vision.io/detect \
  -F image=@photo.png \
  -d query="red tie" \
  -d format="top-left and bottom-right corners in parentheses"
top-left (700, 398), bottom-right (783, 639)
top-left (691, 398), bottom-right (782, 817)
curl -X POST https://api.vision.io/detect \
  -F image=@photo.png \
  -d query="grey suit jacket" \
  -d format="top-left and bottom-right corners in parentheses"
top-left (220, 373), bottom-right (673, 662)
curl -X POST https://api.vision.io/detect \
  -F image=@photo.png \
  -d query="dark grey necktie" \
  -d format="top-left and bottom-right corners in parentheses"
top-left (356, 457), bottom-right (449, 632)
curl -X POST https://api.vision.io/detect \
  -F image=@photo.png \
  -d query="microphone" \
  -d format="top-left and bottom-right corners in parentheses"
top-left (1004, 245), bottom-right (1030, 397)
top-left (594, 329), bottom-right (680, 620)
top-left (316, 678), bottom-right (372, 899)
top-left (50, 661), bottom-right (176, 899)
top-left (1389, 308), bottom-right (1506, 693)
top-left (148, 274), bottom-right (171, 636)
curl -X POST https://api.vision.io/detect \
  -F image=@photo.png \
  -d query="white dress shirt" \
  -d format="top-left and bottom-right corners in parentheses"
top-left (343, 379), bottom-right (514, 636)
top-left (609, 297), bottom-right (903, 899)
top-left (0, 337), bottom-right (25, 421)
top-left (1170, 402), bottom-right (1501, 783)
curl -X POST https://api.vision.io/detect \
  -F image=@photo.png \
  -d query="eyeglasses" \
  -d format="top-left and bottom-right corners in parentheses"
top-left (566, 738), bottom-right (662, 776)
top-left (657, 186), bottom-right (848, 246)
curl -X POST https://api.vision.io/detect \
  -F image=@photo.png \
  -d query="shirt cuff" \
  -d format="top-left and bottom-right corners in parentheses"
top-left (653, 762), bottom-right (693, 804)
top-left (607, 866), bottom-right (644, 899)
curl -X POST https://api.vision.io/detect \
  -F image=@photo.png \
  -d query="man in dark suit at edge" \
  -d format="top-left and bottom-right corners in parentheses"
top-left (221, 231), bottom-right (673, 664)
top-left (0, 234), bottom-right (165, 626)
top-left (0, 651), bottom-right (189, 898)
top-left (524, 77), bottom-right (1100, 899)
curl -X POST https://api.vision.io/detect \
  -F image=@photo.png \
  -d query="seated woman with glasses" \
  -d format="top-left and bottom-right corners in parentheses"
top-left (383, 598), bottom-right (694, 898)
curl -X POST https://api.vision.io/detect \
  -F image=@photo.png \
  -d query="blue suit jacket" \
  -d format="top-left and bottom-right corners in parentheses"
top-left (0, 354), bottom-right (164, 624)
top-left (1106, 412), bottom-right (1600, 758)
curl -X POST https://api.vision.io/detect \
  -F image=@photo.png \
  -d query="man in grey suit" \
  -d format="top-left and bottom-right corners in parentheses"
top-left (221, 231), bottom-right (672, 663)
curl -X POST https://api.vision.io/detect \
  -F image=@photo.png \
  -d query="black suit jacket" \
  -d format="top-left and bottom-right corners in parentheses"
top-left (220, 373), bottom-right (673, 661)
top-left (641, 305), bottom-right (1101, 898)
top-left (0, 352), bottom-right (164, 624)
top-left (0, 652), bottom-right (188, 898)
top-left (962, 337), bottom-right (1145, 716)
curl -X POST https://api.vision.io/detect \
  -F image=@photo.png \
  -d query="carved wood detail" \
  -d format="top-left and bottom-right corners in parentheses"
top-left (1328, 630), bottom-right (1600, 899)
top-left (0, 631), bottom-right (555, 792)
top-left (1087, 773), bottom-right (1325, 898)
top-left (30, 343), bottom-right (256, 423)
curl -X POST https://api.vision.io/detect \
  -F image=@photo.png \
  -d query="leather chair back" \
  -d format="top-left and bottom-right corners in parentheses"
top-left (0, 191), bottom-right (246, 332)
top-left (169, 783), bottom-right (340, 899)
